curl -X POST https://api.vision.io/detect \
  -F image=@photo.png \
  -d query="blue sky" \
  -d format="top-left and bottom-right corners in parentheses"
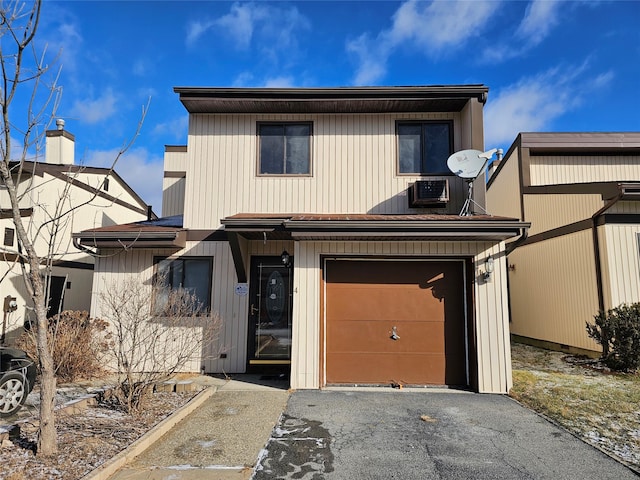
top-left (28, 0), bottom-right (640, 212)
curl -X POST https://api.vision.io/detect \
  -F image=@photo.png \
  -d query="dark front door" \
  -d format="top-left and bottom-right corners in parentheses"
top-left (47, 276), bottom-right (66, 318)
top-left (247, 256), bottom-right (293, 368)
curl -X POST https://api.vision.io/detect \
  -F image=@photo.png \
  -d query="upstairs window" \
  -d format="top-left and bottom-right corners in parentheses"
top-left (258, 122), bottom-right (311, 175)
top-left (4, 227), bottom-right (14, 247)
top-left (153, 257), bottom-right (212, 315)
top-left (397, 121), bottom-right (453, 175)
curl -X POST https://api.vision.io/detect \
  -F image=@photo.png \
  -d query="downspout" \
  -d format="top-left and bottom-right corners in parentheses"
top-left (505, 228), bottom-right (528, 256)
top-left (591, 190), bottom-right (624, 313)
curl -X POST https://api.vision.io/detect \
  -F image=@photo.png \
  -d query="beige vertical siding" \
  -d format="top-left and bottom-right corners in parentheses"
top-left (93, 238), bottom-right (513, 393)
top-left (609, 201), bottom-right (640, 214)
top-left (601, 224), bottom-right (640, 308)
top-left (183, 113), bottom-right (475, 230)
top-left (162, 177), bottom-right (185, 217)
top-left (523, 194), bottom-right (602, 236)
top-left (292, 240), bottom-right (512, 393)
top-left (485, 150), bottom-right (522, 220)
top-left (529, 154), bottom-right (640, 186)
top-left (508, 231), bottom-right (601, 352)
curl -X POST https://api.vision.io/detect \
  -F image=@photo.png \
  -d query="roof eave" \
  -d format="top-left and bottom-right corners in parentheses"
top-left (174, 85), bottom-right (489, 114)
top-left (72, 230), bottom-right (186, 249)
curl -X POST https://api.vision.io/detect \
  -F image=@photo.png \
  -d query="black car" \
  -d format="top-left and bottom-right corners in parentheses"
top-left (0, 347), bottom-right (37, 417)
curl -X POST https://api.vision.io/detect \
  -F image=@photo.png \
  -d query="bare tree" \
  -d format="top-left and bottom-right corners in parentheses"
top-left (98, 276), bottom-right (221, 414)
top-left (0, 0), bottom-right (148, 455)
top-left (0, 0), bottom-right (59, 456)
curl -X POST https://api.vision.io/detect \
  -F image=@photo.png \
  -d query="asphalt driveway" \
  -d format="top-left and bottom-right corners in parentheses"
top-left (253, 389), bottom-right (638, 479)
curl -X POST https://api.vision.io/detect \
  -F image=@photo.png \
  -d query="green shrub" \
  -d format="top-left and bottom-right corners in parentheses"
top-left (586, 303), bottom-right (640, 371)
top-left (17, 310), bottom-right (111, 382)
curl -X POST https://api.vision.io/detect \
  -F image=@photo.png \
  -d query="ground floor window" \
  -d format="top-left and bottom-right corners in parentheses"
top-left (153, 256), bottom-right (213, 314)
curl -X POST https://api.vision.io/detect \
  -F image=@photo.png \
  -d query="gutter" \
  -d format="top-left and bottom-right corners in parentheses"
top-left (73, 236), bottom-right (98, 256)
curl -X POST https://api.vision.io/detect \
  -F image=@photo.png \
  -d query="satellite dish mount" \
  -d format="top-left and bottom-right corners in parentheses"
top-left (446, 148), bottom-right (497, 216)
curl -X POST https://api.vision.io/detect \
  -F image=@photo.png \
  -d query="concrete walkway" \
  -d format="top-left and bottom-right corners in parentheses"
top-left (106, 375), bottom-right (290, 480)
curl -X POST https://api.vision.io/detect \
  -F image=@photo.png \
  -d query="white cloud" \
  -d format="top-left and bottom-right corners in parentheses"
top-left (346, 33), bottom-right (388, 86)
top-left (186, 19), bottom-right (216, 46)
top-left (481, 0), bottom-right (563, 63)
top-left (232, 72), bottom-right (256, 87)
top-left (84, 147), bottom-right (164, 210)
top-left (215, 3), bottom-right (265, 50)
top-left (151, 115), bottom-right (189, 143)
top-left (262, 76), bottom-right (296, 88)
top-left (186, 2), bottom-right (310, 53)
top-left (348, 0), bottom-right (499, 85)
top-left (484, 63), bottom-right (613, 148)
top-left (516, 0), bottom-right (561, 46)
top-left (389, 0), bottom-right (499, 50)
top-left (70, 89), bottom-right (118, 124)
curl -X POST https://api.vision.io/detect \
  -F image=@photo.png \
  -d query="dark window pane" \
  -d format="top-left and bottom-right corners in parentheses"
top-left (398, 122), bottom-right (452, 174)
top-left (4, 227), bottom-right (14, 247)
top-left (154, 260), bottom-right (171, 315)
top-left (285, 124), bottom-right (310, 174)
top-left (183, 259), bottom-right (211, 310)
top-left (398, 124), bottom-right (422, 173)
top-left (154, 257), bottom-right (212, 314)
top-left (260, 125), bottom-right (284, 174)
top-left (259, 123), bottom-right (310, 175)
top-left (424, 123), bottom-right (451, 173)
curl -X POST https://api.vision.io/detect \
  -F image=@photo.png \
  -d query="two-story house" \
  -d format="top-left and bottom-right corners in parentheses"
top-left (0, 120), bottom-right (153, 344)
top-left (74, 86), bottom-right (528, 393)
top-left (486, 132), bottom-right (640, 356)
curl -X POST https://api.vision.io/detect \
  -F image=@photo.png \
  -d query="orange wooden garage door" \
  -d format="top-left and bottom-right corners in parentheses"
top-left (325, 260), bottom-right (467, 386)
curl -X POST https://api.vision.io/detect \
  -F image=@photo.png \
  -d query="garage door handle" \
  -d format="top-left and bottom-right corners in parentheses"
top-left (390, 326), bottom-right (400, 340)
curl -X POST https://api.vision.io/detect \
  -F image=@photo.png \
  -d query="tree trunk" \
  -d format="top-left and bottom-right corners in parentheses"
top-left (31, 269), bottom-right (57, 455)
top-left (0, 160), bottom-right (58, 456)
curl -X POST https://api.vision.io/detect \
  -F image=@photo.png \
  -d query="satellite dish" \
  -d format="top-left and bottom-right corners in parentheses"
top-left (447, 148), bottom-right (498, 216)
top-left (447, 149), bottom-right (496, 178)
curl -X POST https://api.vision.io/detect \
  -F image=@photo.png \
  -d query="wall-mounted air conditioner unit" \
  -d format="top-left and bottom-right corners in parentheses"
top-left (409, 179), bottom-right (449, 207)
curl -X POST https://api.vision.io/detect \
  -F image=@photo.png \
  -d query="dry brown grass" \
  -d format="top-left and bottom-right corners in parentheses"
top-left (510, 342), bottom-right (640, 470)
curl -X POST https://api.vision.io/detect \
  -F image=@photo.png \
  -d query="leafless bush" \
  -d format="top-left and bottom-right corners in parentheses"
top-left (98, 277), bottom-right (221, 413)
top-left (17, 310), bottom-right (110, 382)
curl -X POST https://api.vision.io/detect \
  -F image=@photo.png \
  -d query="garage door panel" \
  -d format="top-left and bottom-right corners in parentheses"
top-left (327, 320), bottom-right (446, 353)
top-left (325, 260), bottom-right (467, 386)
top-left (326, 287), bottom-right (445, 320)
top-left (326, 353), bottom-right (455, 385)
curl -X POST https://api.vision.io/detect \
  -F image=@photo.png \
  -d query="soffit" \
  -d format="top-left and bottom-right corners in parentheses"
top-left (175, 86), bottom-right (489, 114)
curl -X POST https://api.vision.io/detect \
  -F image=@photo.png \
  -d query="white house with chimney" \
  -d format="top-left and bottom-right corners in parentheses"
top-left (0, 120), bottom-right (153, 344)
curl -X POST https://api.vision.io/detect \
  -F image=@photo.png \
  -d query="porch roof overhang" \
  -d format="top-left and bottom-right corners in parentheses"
top-left (72, 215), bottom-right (186, 250)
top-left (221, 213), bottom-right (528, 241)
top-left (221, 213), bottom-right (530, 282)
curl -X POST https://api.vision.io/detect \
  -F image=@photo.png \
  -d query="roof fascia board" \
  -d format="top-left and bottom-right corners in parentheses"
top-left (284, 219), bottom-right (528, 230)
top-left (174, 85), bottom-right (488, 99)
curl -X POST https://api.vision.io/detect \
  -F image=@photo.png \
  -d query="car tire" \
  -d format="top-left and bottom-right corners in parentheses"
top-left (0, 372), bottom-right (29, 417)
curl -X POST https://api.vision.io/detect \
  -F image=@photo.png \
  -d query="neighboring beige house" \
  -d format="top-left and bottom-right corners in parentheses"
top-left (0, 121), bottom-right (153, 343)
top-left (75, 86), bottom-right (529, 393)
top-left (486, 132), bottom-right (640, 356)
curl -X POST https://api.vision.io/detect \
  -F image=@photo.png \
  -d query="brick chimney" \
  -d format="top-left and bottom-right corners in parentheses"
top-left (45, 119), bottom-right (75, 165)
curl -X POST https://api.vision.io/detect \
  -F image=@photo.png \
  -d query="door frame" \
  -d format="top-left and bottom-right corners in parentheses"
top-left (246, 255), bottom-right (294, 372)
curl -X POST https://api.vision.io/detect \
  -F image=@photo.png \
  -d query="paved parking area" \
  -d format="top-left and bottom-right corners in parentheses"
top-left (253, 389), bottom-right (639, 479)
